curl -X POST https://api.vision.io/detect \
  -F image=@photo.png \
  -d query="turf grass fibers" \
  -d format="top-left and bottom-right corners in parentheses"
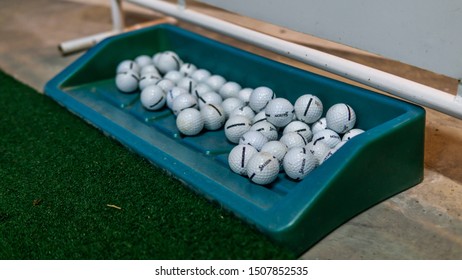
top-left (0, 71), bottom-right (296, 259)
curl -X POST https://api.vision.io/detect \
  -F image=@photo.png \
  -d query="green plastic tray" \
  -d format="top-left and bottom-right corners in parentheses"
top-left (44, 24), bottom-right (425, 255)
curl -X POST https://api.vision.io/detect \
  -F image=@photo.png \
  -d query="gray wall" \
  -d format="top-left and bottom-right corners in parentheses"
top-left (198, 0), bottom-right (462, 80)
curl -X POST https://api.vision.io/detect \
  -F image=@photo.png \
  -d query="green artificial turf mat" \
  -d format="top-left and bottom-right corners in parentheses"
top-left (0, 71), bottom-right (296, 260)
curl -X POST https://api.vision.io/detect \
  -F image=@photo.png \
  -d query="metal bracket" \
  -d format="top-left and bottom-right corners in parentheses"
top-left (178, 0), bottom-right (186, 10)
top-left (456, 81), bottom-right (462, 103)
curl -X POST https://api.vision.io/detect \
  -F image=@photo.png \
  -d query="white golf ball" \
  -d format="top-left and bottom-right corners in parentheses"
top-left (201, 104), bottom-right (226, 130)
top-left (179, 63), bottom-right (197, 77)
top-left (260, 141), bottom-right (288, 165)
top-left (156, 51), bottom-right (182, 74)
top-left (116, 60), bottom-right (140, 74)
top-left (219, 81), bottom-right (242, 99)
top-left (172, 93), bottom-right (198, 115)
top-left (138, 72), bottom-right (161, 91)
top-left (294, 94), bottom-right (323, 124)
top-left (197, 91), bottom-right (223, 108)
top-left (224, 115), bottom-right (252, 144)
top-left (140, 85), bottom-right (166, 111)
top-left (264, 98), bottom-right (295, 128)
top-left (312, 129), bottom-right (341, 148)
top-left (190, 69), bottom-right (211, 83)
top-left (176, 108), bottom-right (204, 136)
top-left (283, 147), bottom-right (317, 180)
top-left (249, 86), bottom-right (275, 112)
top-left (115, 70), bottom-right (139, 93)
top-left (166, 87), bottom-right (189, 109)
top-left (228, 144), bottom-right (258, 176)
top-left (192, 83), bottom-right (213, 98)
top-left (252, 111), bottom-right (267, 124)
top-left (176, 77), bottom-right (197, 94)
top-left (321, 140), bottom-right (348, 164)
top-left (311, 117), bottom-right (327, 135)
top-left (135, 55), bottom-right (153, 68)
top-left (246, 152), bottom-right (280, 185)
top-left (239, 131), bottom-right (268, 151)
top-left (222, 97), bottom-right (245, 119)
top-left (326, 103), bottom-right (357, 134)
top-left (230, 105), bottom-right (255, 120)
top-left (140, 64), bottom-right (160, 76)
top-left (152, 53), bottom-right (162, 66)
top-left (205, 75), bottom-right (227, 92)
top-left (250, 121), bottom-right (278, 141)
top-left (279, 132), bottom-right (308, 149)
top-left (238, 88), bottom-right (253, 104)
top-left (306, 140), bottom-right (330, 164)
top-left (283, 121), bottom-right (313, 142)
top-left (342, 128), bottom-right (365, 141)
top-left (155, 78), bottom-right (176, 93)
top-left (164, 70), bottom-right (184, 84)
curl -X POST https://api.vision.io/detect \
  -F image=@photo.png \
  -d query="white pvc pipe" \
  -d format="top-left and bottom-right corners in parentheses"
top-left (126, 0), bottom-right (462, 119)
top-left (59, 30), bottom-right (117, 55)
top-left (59, 17), bottom-right (178, 55)
top-left (110, 0), bottom-right (125, 32)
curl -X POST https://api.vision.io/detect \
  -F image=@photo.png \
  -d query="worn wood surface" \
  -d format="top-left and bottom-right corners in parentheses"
top-left (1, 0), bottom-right (461, 259)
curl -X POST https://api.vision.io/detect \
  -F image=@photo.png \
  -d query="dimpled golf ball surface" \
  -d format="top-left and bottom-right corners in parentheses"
top-left (282, 147), bottom-right (318, 180)
top-left (222, 98), bottom-right (244, 119)
top-left (279, 132), bottom-right (308, 149)
top-left (250, 121), bottom-right (278, 141)
top-left (191, 69), bottom-right (211, 83)
top-left (206, 75), bottom-right (227, 91)
top-left (283, 121), bottom-right (313, 142)
top-left (326, 103), bottom-right (357, 134)
top-left (294, 94), bottom-right (323, 124)
top-left (166, 87), bottom-right (188, 109)
top-left (135, 55), bottom-right (153, 68)
top-left (156, 51), bottom-right (182, 74)
top-left (219, 81), bottom-right (242, 99)
top-left (172, 93), bottom-right (198, 115)
top-left (193, 83), bottom-right (213, 98)
top-left (252, 111), bottom-right (267, 124)
top-left (201, 104), bottom-right (226, 130)
top-left (230, 106), bottom-right (255, 120)
top-left (265, 98), bottom-right (295, 128)
top-left (249, 86), bottom-right (275, 112)
top-left (140, 85), bottom-right (165, 111)
top-left (115, 71), bottom-right (139, 93)
top-left (239, 131), bottom-right (268, 151)
top-left (322, 141), bottom-right (347, 164)
top-left (238, 88), bottom-right (253, 104)
top-left (342, 128), bottom-right (365, 141)
top-left (177, 77), bottom-right (197, 94)
top-left (246, 152), bottom-right (280, 185)
top-left (260, 141), bottom-right (288, 164)
top-left (116, 60), bottom-right (140, 74)
top-left (155, 79), bottom-right (176, 93)
top-left (312, 129), bottom-right (341, 148)
top-left (228, 144), bottom-right (258, 176)
top-left (224, 116), bottom-right (252, 143)
top-left (311, 117), bottom-right (327, 135)
top-left (198, 91), bottom-right (222, 108)
top-left (306, 140), bottom-right (330, 164)
top-left (141, 64), bottom-right (160, 76)
top-left (283, 147), bottom-right (317, 180)
top-left (139, 73), bottom-right (161, 91)
top-left (176, 108), bottom-right (204, 136)
top-left (164, 70), bottom-right (184, 84)
top-left (180, 63), bottom-right (197, 76)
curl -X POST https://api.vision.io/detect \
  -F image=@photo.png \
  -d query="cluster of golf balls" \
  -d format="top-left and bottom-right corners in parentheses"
top-left (115, 51), bottom-right (365, 186)
top-left (227, 94), bottom-right (365, 185)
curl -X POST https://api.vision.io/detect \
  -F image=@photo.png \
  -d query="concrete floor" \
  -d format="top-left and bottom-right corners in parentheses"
top-left (1, 0), bottom-right (462, 259)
